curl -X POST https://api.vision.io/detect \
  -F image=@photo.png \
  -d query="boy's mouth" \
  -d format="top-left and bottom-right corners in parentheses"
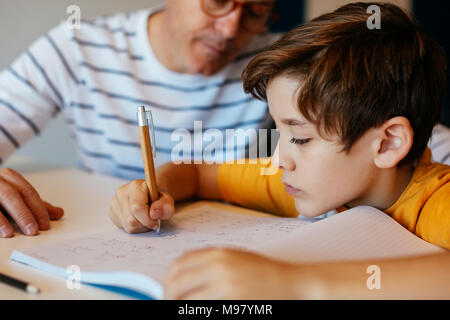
top-left (283, 182), bottom-right (302, 196)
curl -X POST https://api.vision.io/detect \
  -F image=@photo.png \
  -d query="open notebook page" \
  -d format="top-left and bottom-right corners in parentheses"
top-left (11, 204), bottom-right (445, 299)
top-left (257, 206), bottom-right (445, 263)
top-left (11, 204), bottom-right (312, 299)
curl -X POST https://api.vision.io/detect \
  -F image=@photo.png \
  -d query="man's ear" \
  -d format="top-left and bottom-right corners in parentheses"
top-left (373, 117), bottom-right (414, 169)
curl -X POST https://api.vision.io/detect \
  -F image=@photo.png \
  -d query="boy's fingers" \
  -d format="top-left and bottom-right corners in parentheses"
top-left (109, 197), bottom-right (123, 229)
top-left (44, 201), bottom-right (64, 220)
top-left (0, 169), bottom-right (49, 230)
top-left (0, 212), bottom-right (14, 238)
top-left (165, 261), bottom-right (212, 300)
top-left (177, 286), bottom-right (221, 300)
top-left (167, 248), bottom-right (216, 280)
top-left (121, 210), bottom-right (151, 234)
top-left (161, 203), bottom-right (174, 220)
top-left (149, 200), bottom-right (165, 220)
top-left (150, 192), bottom-right (174, 220)
top-left (128, 181), bottom-right (158, 229)
top-left (130, 201), bottom-right (159, 230)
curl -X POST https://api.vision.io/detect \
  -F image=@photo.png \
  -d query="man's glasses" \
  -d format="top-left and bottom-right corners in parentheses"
top-left (201, 0), bottom-right (276, 32)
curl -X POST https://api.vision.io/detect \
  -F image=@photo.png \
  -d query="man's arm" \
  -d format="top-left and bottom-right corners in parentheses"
top-left (0, 23), bottom-right (73, 237)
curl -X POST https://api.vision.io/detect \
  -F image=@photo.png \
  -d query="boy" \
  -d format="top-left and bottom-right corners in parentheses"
top-left (110, 2), bottom-right (450, 299)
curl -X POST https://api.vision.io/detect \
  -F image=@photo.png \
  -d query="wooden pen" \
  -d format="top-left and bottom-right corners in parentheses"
top-left (137, 106), bottom-right (160, 232)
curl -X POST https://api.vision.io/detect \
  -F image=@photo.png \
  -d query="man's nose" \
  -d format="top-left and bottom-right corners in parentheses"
top-left (214, 7), bottom-right (243, 39)
top-left (272, 143), bottom-right (295, 171)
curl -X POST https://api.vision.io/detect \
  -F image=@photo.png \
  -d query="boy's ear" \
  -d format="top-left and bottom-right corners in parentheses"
top-left (372, 117), bottom-right (414, 169)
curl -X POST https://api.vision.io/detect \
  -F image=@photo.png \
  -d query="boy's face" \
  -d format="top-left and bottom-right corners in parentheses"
top-left (267, 76), bottom-right (380, 217)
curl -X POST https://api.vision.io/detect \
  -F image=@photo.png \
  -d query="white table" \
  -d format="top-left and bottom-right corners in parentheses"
top-left (0, 168), bottom-right (274, 300)
top-left (0, 169), bottom-right (131, 299)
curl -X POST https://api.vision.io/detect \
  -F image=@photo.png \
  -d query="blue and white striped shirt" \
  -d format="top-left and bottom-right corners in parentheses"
top-left (0, 6), bottom-right (279, 179)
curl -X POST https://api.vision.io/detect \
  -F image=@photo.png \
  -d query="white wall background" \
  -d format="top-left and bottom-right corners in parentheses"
top-left (0, 0), bottom-right (410, 170)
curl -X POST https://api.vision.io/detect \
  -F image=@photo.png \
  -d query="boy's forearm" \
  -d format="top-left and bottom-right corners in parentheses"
top-left (156, 162), bottom-right (221, 202)
top-left (292, 253), bottom-right (450, 299)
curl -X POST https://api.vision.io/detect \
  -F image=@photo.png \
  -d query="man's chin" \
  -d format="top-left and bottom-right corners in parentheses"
top-left (190, 60), bottom-right (229, 76)
top-left (189, 42), bottom-right (235, 75)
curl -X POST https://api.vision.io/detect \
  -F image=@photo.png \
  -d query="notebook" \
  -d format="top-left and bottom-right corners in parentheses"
top-left (10, 204), bottom-right (445, 299)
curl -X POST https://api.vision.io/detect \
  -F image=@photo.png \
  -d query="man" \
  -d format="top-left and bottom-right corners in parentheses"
top-left (0, 0), bottom-right (278, 238)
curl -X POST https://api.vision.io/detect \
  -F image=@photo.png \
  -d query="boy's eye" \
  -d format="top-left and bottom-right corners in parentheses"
top-left (289, 137), bottom-right (311, 145)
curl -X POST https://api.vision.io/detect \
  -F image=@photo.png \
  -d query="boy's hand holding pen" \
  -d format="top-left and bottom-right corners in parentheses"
top-left (109, 179), bottom-right (174, 234)
top-left (109, 105), bottom-right (220, 234)
top-left (109, 106), bottom-right (175, 234)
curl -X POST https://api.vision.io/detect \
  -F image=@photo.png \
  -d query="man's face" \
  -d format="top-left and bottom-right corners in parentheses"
top-left (166, 0), bottom-right (275, 75)
top-left (267, 76), bottom-right (380, 217)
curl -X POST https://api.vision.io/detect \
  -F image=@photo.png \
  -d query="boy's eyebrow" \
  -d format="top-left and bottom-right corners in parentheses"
top-left (280, 118), bottom-right (308, 127)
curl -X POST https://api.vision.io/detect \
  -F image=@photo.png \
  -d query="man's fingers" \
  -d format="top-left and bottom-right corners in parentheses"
top-left (0, 212), bottom-right (14, 238)
top-left (43, 201), bottom-right (64, 220)
top-left (0, 180), bottom-right (39, 236)
top-left (0, 168), bottom-right (49, 230)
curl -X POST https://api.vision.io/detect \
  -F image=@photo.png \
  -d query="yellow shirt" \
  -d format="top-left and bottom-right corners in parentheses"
top-left (217, 149), bottom-right (450, 249)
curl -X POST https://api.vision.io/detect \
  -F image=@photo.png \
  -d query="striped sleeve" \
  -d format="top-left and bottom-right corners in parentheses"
top-left (429, 124), bottom-right (450, 165)
top-left (0, 22), bottom-right (77, 162)
top-left (217, 158), bottom-right (299, 217)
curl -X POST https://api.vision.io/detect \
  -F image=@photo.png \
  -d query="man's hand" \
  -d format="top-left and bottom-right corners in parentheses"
top-left (164, 247), bottom-right (303, 300)
top-left (109, 179), bottom-right (175, 234)
top-left (0, 168), bottom-right (64, 238)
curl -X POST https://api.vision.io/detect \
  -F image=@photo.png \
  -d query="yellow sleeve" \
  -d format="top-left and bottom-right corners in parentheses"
top-left (415, 183), bottom-right (450, 250)
top-left (217, 159), bottom-right (299, 217)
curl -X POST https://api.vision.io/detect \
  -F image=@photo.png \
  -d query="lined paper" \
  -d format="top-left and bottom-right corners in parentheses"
top-left (11, 204), bottom-right (445, 299)
top-left (11, 205), bottom-right (312, 297)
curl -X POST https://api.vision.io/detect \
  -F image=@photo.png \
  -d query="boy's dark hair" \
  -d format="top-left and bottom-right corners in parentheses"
top-left (242, 2), bottom-right (447, 166)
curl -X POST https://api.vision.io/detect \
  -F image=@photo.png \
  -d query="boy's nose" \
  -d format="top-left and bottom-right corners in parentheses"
top-left (214, 7), bottom-right (243, 39)
top-left (272, 143), bottom-right (296, 171)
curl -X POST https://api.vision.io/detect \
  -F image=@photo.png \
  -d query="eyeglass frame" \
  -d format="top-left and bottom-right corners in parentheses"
top-left (200, 0), bottom-right (279, 32)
